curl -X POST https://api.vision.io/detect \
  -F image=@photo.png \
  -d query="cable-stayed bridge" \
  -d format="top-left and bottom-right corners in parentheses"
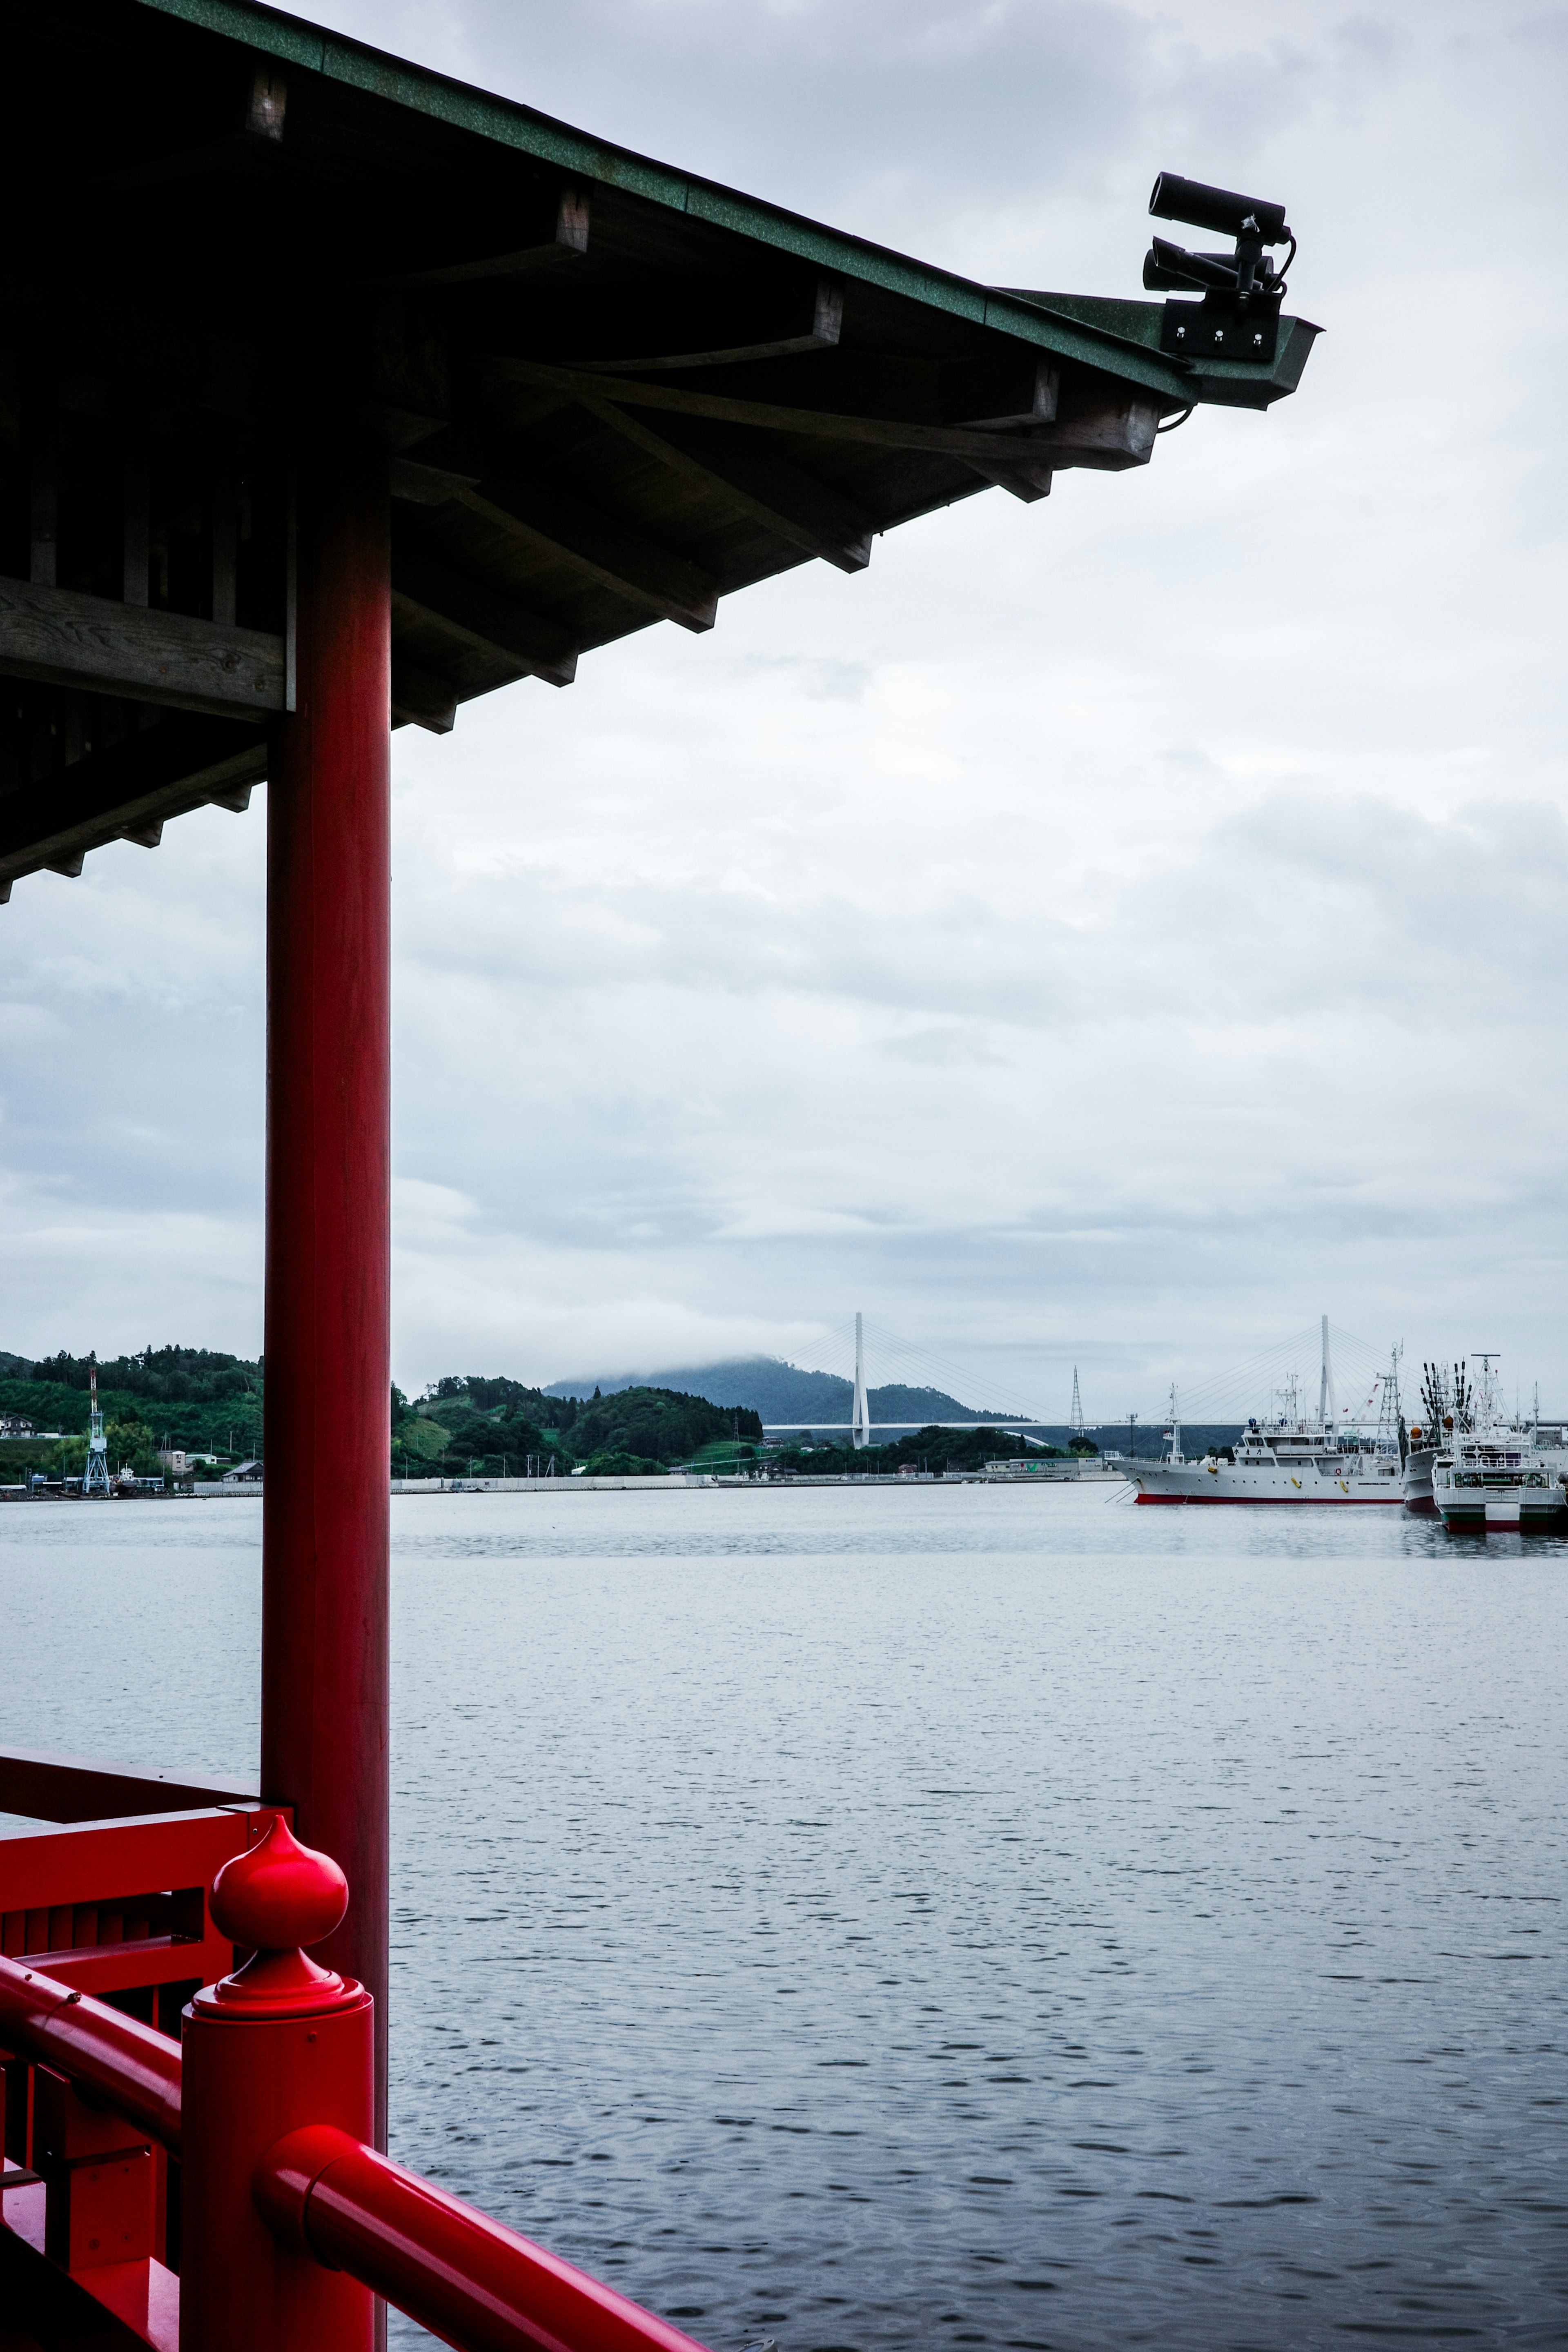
top-left (760, 1313), bottom-right (1062, 1449)
top-left (762, 1314), bottom-right (1406, 1451)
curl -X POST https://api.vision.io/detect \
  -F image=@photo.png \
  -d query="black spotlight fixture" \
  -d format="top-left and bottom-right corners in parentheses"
top-left (1144, 172), bottom-right (1296, 363)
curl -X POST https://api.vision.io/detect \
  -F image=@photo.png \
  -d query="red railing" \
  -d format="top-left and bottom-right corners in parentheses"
top-left (0, 1955), bottom-right (180, 2151)
top-left (258, 2125), bottom-right (715, 2352)
top-left (0, 1742), bottom-right (280, 2002)
top-left (0, 1802), bottom-right (718, 2352)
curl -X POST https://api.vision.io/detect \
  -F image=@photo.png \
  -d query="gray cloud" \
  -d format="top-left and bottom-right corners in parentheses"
top-left (3, 0), bottom-right (1566, 1414)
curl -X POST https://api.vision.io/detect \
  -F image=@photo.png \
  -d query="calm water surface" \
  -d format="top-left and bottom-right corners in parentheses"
top-left (2, 1486), bottom-right (1564, 2350)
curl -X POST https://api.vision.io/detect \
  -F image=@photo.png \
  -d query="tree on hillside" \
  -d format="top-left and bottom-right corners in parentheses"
top-left (772, 1424), bottom-right (1033, 1476)
top-left (105, 1413), bottom-right (164, 1479)
top-left (567, 1386), bottom-right (762, 1466)
top-left (26, 1345), bottom-right (260, 1403)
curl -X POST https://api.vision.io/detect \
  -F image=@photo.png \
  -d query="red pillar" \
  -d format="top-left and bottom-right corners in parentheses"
top-left (262, 439), bottom-right (391, 2145)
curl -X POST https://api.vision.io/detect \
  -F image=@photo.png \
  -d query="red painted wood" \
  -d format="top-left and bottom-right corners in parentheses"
top-left (0, 1956), bottom-right (182, 2152)
top-left (256, 2127), bottom-right (719, 2352)
top-left (182, 1984), bottom-right (374, 2351)
top-left (261, 439), bottom-right (392, 2147)
top-left (0, 1746), bottom-right (262, 1825)
top-left (0, 1808), bottom-right (277, 1915)
top-left (14, 1939), bottom-right (218, 1997)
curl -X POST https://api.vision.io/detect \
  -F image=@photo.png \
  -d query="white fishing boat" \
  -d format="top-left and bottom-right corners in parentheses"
top-left (1430, 1355), bottom-right (1567, 1531)
top-left (1401, 1444), bottom-right (1439, 1516)
top-left (1120, 1322), bottom-right (1405, 1505)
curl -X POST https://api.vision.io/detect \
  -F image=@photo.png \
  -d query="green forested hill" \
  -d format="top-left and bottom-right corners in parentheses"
top-left (394, 1377), bottom-right (763, 1478)
top-left (0, 1345), bottom-right (263, 1476)
top-left (4, 1346), bottom-right (762, 1482)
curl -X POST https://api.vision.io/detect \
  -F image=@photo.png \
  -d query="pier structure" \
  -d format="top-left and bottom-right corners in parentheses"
top-left (0, 2), bottom-right (1316, 2341)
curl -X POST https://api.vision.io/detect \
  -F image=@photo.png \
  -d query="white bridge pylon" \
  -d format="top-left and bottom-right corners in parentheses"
top-left (760, 1312), bottom-right (1050, 1438)
top-left (851, 1311), bottom-right (871, 1450)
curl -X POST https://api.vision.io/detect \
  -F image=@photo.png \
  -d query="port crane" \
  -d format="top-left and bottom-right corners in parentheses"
top-left (81, 1364), bottom-right (110, 1497)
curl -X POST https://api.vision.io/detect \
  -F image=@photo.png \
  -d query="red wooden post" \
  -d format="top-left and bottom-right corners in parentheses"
top-left (181, 1819), bottom-right (375, 2352)
top-left (262, 438), bottom-right (392, 2144)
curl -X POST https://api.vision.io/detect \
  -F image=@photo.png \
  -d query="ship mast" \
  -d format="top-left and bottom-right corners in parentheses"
top-left (1472, 1352), bottom-right (1500, 1438)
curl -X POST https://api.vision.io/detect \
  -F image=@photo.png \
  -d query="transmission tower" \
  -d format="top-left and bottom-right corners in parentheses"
top-left (82, 1364), bottom-right (111, 1497)
top-left (1069, 1367), bottom-right (1085, 1437)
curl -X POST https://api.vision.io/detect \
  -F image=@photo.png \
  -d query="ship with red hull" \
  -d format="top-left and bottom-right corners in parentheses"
top-left (1120, 1325), bottom-right (1405, 1505)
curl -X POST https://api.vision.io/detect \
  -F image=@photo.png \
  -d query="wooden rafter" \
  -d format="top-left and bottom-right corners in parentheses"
top-left (454, 467), bottom-right (719, 632)
top-left (390, 659), bottom-right (457, 734)
top-left (488, 358), bottom-right (1163, 470)
top-left (391, 548), bottom-right (578, 687)
top-left (567, 275), bottom-right (844, 374)
top-left (577, 401), bottom-right (875, 573)
top-left (0, 711), bottom-right (265, 896)
top-left (359, 186), bottom-right (590, 290)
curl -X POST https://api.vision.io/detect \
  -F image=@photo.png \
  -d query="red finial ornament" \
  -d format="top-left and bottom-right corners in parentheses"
top-left (205, 1816), bottom-right (359, 2013)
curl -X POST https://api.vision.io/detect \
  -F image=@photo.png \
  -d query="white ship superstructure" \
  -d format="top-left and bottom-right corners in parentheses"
top-left (1120, 1325), bottom-right (1405, 1506)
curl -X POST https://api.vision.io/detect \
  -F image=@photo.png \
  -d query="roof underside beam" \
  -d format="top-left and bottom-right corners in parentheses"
top-left (485, 358), bottom-right (1162, 473)
top-left (562, 403), bottom-right (876, 573)
top-left (452, 466), bottom-right (721, 633)
top-left (0, 578), bottom-right (286, 719)
top-left (390, 546), bottom-right (579, 687)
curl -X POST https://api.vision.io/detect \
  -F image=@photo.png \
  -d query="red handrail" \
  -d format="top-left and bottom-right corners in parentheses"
top-left (256, 2124), bottom-right (718, 2352)
top-left (4, 1874), bottom-right (716, 2352)
top-left (0, 1951), bottom-right (182, 2151)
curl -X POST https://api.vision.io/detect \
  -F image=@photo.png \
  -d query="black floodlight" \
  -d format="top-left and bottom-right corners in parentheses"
top-left (1149, 172), bottom-right (1289, 245)
top-left (1143, 238), bottom-right (1247, 295)
top-left (1144, 170), bottom-right (1297, 365)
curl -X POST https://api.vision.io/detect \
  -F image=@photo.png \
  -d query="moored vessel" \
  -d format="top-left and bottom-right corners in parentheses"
top-left (1430, 1354), bottom-right (1567, 1531)
top-left (1401, 1444), bottom-right (1439, 1515)
top-left (1120, 1323), bottom-right (1406, 1505)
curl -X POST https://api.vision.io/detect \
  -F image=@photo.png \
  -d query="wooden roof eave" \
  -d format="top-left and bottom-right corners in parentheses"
top-left (133, 0), bottom-right (1251, 408)
top-left (0, 0), bottom-right (1317, 900)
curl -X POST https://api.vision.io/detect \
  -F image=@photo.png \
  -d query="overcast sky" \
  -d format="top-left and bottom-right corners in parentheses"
top-left (4, 0), bottom-right (1566, 1419)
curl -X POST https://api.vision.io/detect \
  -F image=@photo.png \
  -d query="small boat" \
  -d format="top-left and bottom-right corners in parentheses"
top-left (1430, 1355), bottom-right (1568, 1531)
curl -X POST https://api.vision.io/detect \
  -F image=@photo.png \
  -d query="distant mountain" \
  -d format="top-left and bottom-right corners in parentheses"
top-left (545, 1354), bottom-right (1024, 1427)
